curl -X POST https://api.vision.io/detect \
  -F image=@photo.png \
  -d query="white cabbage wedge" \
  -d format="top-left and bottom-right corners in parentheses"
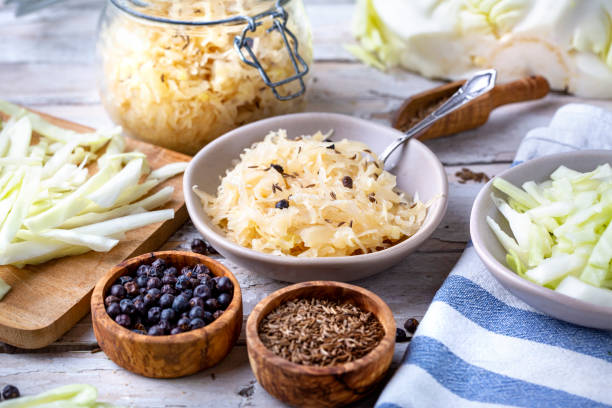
top-left (0, 101), bottom-right (188, 300)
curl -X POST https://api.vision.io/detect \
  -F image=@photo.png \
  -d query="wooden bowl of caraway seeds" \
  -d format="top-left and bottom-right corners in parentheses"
top-left (91, 251), bottom-right (242, 378)
top-left (246, 281), bottom-right (396, 407)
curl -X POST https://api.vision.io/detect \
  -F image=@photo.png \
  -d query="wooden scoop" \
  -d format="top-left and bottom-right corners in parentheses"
top-left (392, 75), bottom-right (550, 140)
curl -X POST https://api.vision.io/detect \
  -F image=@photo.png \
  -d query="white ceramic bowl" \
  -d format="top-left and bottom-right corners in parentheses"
top-left (471, 150), bottom-right (612, 330)
top-left (184, 113), bottom-right (448, 282)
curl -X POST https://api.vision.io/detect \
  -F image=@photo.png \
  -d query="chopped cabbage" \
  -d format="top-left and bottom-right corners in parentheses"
top-left (0, 101), bottom-right (187, 275)
top-left (488, 164), bottom-right (612, 308)
top-left (199, 130), bottom-right (428, 257)
top-left (0, 384), bottom-right (121, 407)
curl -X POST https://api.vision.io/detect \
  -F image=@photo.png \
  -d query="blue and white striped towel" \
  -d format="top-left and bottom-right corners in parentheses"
top-left (376, 104), bottom-right (612, 408)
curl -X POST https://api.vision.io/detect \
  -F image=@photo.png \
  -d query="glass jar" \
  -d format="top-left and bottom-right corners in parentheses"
top-left (97, 0), bottom-right (313, 155)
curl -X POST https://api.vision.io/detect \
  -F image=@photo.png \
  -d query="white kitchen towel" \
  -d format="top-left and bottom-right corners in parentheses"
top-left (376, 104), bottom-right (612, 408)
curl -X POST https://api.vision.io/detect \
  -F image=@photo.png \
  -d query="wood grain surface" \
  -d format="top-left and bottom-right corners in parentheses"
top-left (0, 112), bottom-right (190, 349)
top-left (1, 0), bottom-right (612, 406)
top-left (92, 251), bottom-right (242, 378)
top-left (246, 281), bottom-right (395, 408)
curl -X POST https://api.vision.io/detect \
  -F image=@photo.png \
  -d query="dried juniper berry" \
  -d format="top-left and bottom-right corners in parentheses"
top-left (133, 298), bottom-right (146, 315)
top-left (146, 277), bottom-right (162, 290)
top-left (175, 275), bottom-right (192, 291)
top-left (1, 385), bottom-right (20, 400)
top-left (105, 295), bottom-right (120, 307)
top-left (163, 266), bottom-right (178, 276)
top-left (215, 276), bottom-right (233, 293)
top-left (181, 289), bottom-right (194, 299)
top-left (275, 199), bottom-right (289, 209)
top-left (170, 327), bottom-right (183, 335)
top-left (160, 308), bottom-right (176, 322)
top-left (342, 176), bottom-right (353, 189)
top-left (180, 266), bottom-right (193, 278)
top-left (147, 307), bottom-right (161, 325)
top-left (193, 263), bottom-right (210, 276)
top-left (177, 317), bottom-right (191, 331)
top-left (161, 284), bottom-right (176, 295)
top-left (142, 293), bottom-right (156, 308)
top-left (159, 293), bottom-right (175, 309)
top-left (136, 264), bottom-right (149, 277)
top-left (396, 328), bottom-right (410, 343)
top-left (213, 310), bottom-right (223, 320)
top-left (136, 275), bottom-right (148, 288)
top-left (404, 318), bottom-right (419, 334)
top-left (148, 265), bottom-right (163, 279)
top-left (172, 294), bottom-right (190, 313)
top-left (115, 314), bottom-right (131, 328)
top-left (151, 258), bottom-right (166, 270)
top-left (194, 284), bottom-right (211, 299)
top-left (162, 274), bottom-right (177, 285)
top-left (124, 281), bottom-right (139, 296)
top-left (148, 325), bottom-right (165, 336)
top-left (217, 293), bottom-right (232, 309)
top-left (203, 311), bottom-right (214, 324)
top-left (147, 287), bottom-right (161, 300)
top-left (190, 318), bottom-right (206, 330)
top-left (110, 284), bottom-right (126, 298)
top-left (189, 297), bottom-right (205, 309)
top-left (157, 319), bottom-right (172, 333)
top-left (106, 302), bottom-right (121, 318)
top-left (191, 238), bottom-right (217, 255)
top-left (189, 306), bottom-right (205, 320)
top-left (118, 275), bottom-right (133, 285)
top-left (119, 299), bottom-right (136, 315)
top-left (205, 298), bottom-right (219, 311)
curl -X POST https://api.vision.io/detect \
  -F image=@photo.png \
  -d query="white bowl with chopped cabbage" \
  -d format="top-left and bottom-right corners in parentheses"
top-left (184, 113), bottom-right (448, 282)
top-left (471, 150), bottom-right (612, 329)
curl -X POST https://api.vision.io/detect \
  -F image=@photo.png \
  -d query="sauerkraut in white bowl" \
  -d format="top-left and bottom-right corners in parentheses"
top-left (184, 113), bottom-right (448, 282)
top-left (194, 130), bottom-right (427, 257)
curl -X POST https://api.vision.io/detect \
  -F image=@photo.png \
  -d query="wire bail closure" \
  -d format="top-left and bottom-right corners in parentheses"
top-left (234, 3), bottom-right (309, 101)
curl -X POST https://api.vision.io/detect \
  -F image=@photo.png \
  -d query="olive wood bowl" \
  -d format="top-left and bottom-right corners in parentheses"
top-left (246, 281), bottom-right (396, 408)
top-left (91, 251), bottom-right (242, 378)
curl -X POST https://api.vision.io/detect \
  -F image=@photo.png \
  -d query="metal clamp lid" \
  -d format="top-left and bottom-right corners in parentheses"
top-left (234, 2), bottom-right (309, 101)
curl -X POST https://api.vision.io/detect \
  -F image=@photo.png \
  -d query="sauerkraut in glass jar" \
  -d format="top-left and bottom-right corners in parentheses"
top-left (97, 0), bottom-right (312, 155)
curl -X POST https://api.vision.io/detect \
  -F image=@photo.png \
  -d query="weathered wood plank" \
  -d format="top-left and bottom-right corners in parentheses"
top-left (0, 341), bottom-right (411, 407)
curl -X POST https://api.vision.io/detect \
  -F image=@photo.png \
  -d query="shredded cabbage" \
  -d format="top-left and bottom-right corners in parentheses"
top-left (0, 101), bottom-right (186, 284)
top-left (488, 164), bottom-right (612, 308)
top-left (98, 0), bottom-right (313, 155)
top-left (198, 130), bottom-right (427, 257)
top-left (0, 384), bottom-right (121, 408)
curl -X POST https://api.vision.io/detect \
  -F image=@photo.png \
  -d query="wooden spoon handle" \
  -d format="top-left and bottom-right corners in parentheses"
top-left (490, 75), bottom-right (550, 108)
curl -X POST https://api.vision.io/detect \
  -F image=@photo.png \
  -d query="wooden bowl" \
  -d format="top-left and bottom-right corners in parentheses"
top-left (91, 251), bottom-right (242, 378)
top-left (246, 281), bottom-right (396, 408)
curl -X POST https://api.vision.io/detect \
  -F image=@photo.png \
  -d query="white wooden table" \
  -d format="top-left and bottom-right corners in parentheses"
top-left (1, 1), bottom-right (611, 406)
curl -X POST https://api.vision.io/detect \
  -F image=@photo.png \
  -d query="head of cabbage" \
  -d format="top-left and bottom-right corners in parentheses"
top-left (349, 0), bottom-right (612, 98)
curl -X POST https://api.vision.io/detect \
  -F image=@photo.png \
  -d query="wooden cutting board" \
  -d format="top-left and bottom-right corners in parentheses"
top-left (0, 110), bottom-right (190, 349)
